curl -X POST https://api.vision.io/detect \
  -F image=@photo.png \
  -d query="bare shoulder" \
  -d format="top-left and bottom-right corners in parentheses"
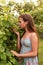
top-left (31, 32), bottom-right (37, 36)
top-left (30, 32), bottom-right (38, 46)
top-left (30, 32), bottom-right (38, 40)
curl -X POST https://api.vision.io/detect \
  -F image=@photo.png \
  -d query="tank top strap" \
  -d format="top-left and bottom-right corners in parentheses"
top-left (29, 33), bottom-right (32, 40)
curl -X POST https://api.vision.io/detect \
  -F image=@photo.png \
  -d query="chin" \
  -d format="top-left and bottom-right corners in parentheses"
top-left (20, 26), bottom-right (25, 29)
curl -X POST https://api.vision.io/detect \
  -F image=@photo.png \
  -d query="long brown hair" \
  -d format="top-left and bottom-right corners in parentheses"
top-left (19, 14), bottom-right (39, 55)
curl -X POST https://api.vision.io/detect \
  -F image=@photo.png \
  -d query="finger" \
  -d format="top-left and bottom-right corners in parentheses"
top-left (10, 50), bottom-right (13, 52)
top-left (13, 29), bottom-right (17, 32)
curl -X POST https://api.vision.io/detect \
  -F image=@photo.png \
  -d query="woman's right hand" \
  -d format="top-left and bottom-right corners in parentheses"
top-left (13, 28), bottom-right (20, 36)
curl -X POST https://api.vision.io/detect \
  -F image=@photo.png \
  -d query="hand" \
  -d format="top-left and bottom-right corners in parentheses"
top-left (10, 50), bottom-right (19, 57)
top-left (12, 28), bottom-right (20, 36)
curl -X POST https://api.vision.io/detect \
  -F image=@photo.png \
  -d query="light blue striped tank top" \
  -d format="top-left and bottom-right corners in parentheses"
top-left (20, 38), bottom-right (38, 65)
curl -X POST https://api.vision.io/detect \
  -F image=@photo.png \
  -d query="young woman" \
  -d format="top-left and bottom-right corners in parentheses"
top-left (10, 14), bottom-right (39, 65)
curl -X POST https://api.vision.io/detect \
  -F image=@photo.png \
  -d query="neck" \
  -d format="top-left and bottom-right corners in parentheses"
top-left (25, 27), bottom-right (30, 33)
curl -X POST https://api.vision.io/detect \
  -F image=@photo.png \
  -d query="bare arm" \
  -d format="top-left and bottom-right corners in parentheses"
top-left (12, 28), bottom-right (21, 51)
top-left (17, 35), bottom-right (21, 51)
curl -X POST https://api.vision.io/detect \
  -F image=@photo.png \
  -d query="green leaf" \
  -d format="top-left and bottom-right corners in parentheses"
top-left (0, 46), bottom-right (5, 52)
top-left (1, 53), bottom-right (6, 60)
top-left (10, 57), bottom-right (17, 64)
top-left (0, 39), bottom-right (3, 43)
top-left (3, 36), bottom-right (7, 40)
top-left (6, 50), bottom-right (12, 58)
top-left (6, 61), bottom-right (12, 65)
top-left (0, 60), bottom-right (7, 65)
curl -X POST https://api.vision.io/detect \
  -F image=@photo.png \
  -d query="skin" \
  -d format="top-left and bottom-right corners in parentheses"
top-left (10, 17), bottom-right (38, 58)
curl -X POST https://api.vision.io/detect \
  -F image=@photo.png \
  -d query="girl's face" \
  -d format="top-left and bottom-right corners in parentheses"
top-left (18, 17), bottom-right (28, 29)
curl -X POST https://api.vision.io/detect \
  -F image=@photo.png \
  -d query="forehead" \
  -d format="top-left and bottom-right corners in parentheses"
top-left (19, 17), bottom-right (23, 21)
